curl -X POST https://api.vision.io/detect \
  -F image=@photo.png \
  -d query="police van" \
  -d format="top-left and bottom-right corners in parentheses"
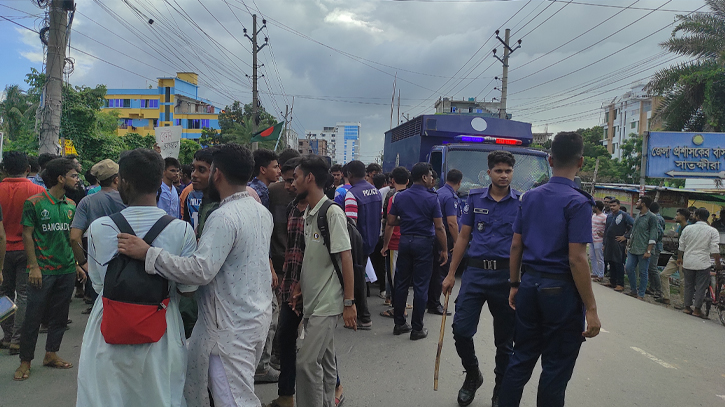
top-left (383, 114), bottom-right (551, 200)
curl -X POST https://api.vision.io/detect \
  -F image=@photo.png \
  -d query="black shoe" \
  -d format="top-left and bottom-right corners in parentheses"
top-left (410, 328), bottom-right (428, 340)
top-left (393, 323), bottom-right (412, 335)
top-left (457, 368), bottom-right (483, 406)
top-left (428, 305), bottom-right (451, 316)
top-left (491, 394), bottom-right (500, 407)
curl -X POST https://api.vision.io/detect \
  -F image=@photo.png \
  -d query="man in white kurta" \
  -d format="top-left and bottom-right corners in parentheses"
top-left (143, 190), bottom-right (272, 407)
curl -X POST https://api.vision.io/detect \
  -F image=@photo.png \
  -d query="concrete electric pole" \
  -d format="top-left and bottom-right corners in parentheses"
top-left (492, 29), bottom-right (521, 120)
top-left (39, 0), bottom-right (71, 155)
top-left (244, 14), bottom-right (267, 150)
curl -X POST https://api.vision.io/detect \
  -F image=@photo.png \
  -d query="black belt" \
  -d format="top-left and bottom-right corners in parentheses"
top-left (468, 258), bottom-right (510, 270)
top-left (523, 269), bottom-right (574, 282)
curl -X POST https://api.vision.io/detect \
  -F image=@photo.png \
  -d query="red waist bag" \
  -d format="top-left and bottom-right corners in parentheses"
top-left (101, 213), bottom-right (175, 345)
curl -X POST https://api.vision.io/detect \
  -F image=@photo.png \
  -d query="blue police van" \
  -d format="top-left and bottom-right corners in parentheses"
top-left (383, 114), bottom-right (551, 199)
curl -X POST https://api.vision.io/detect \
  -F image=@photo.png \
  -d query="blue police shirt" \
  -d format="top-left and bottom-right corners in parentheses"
top-left (461, 186), bottom-right (521, 260)
top-left (437, 183), bottom-right (462, 221)
top-left (389, 183), bottom-right (442, 237)
top-left (513, 176), bottom-right (594, 275)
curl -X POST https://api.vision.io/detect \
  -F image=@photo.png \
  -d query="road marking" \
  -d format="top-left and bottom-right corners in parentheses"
top-left (630, 347), bottom-right (677, 369)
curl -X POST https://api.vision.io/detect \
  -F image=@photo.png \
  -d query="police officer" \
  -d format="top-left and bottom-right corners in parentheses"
top-left (387, 162), bottom-right (448, 340)
top-left (498, 132), bottom-right (601, 407)
top-left (429, 169), bottom-right (463, 315)
top-left (442, 151), bottom-right (520, 407)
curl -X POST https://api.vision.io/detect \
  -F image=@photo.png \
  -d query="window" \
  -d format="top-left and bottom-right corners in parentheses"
top-left (174, 119), bottom-right (181, 126)
top-left (187, 119), bottom-right (207, 129)
top-left (140, 99), bottom-right (159, 108)
top-left (631, 121), bottom-right (637, 129)
top-left (201, 119), bottom-right (210, 128)
top-left (107, 99), bottom-right (131, 108)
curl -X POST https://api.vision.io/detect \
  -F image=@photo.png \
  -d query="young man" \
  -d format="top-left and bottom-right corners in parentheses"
top-left (499, 132), bottom-right (601, 407)
top-left (678, 207), bottom-right (723, 318)
top-left (64, 155), bottom-right (87, 205)
top-left (657, 208), bottom-right (690, 305)
top-left (333, 163), bottom-right (352, 207)
top-left (157, 157), bottom-right (181, 219)
top-left (76, 149), bottom-right (197, 406)
top-left (603, 199), bottom-right (633, 292)
top-left (625, 196), bottom-right (659, 299)
top-left (344, 160), bottom-right (381, 330)
top-left (330, 164), bottom-right (344, 189)
top-left (291, 155), bottom-right (357, 407)
top-left (0, 152), bottom-right (45, 355)
top-left (365, 163), bottom-right (382, 184)
top-left (181, 149), bottom-right (214, 234)
top-left (429, 169), bottom-right (462, 316)
top-left (380, 166), bottom-right (410, 314)
top-left (647, 202), bottom-right (666, 297)
top-left (118, 143), bottom-right (273, 406)
top-left (387, 162), bottom-right (447, 340)
top-left (249, 148), bottom-right (281, 209)
top-left (590, 201), bottom-right (607, 281)
top-left (180, 164), bottom-right (193, 190)
top-left (31, 153), bottom-right (58, 188)
top-left (70, 159), bottom-right (126, 313)
top-left (14, 158), bottom-right (86, 381)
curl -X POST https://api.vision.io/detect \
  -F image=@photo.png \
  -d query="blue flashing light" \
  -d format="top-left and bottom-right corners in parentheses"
top-left (459, 136), bottom-right (485, 143)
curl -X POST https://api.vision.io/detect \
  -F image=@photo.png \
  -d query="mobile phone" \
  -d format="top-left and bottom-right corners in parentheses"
top-left (0, 296), bottom-right (18, 323)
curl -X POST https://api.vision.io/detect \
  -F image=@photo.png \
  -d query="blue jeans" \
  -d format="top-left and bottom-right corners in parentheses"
top-left (625, 252), bottom-right (650, 297)
top-left (394, 235), bottom-right (434, 332)
top-left (452, 266), bottom-right (514, 396)
top-left (498, 271), bottom-right (585, 407)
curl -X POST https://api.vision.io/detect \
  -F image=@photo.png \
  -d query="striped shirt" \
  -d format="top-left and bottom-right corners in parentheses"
top-left (591, 213), bottom-right (606, 243)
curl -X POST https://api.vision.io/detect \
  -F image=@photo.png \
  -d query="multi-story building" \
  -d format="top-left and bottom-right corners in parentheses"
top-left (532, 132), bottom-right (552, 145)
top-left (304, 122), bottom-right (361, 164)
top-left (102, 72), bottom-right (221, 140)
top-left (601, 84), bottom-right (662, 159)
top-left (434, 97), bottom-right (502, 117)
top-left (298, 139), bottom-right (328, 156)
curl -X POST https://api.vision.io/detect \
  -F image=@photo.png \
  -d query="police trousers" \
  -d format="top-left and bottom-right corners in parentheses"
top-left (394, 235), bottom-right (434, 331)
top-left (498, 271), bottom-right (585, 407)
top-left (452, 266), bottom-right (514, 395)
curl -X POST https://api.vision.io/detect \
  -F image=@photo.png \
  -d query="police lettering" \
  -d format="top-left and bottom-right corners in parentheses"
top-left (362, 188), bottom-right (379, 197)
top-left (42, 222), bottom-right (70, 232)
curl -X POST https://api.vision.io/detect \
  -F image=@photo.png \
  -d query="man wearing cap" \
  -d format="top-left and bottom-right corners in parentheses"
top-left (70, 159), bottom-right (126, 313)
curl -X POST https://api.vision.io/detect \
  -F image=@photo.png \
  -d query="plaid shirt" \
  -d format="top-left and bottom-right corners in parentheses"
top-left (278, 200), bottom-right (306, 310)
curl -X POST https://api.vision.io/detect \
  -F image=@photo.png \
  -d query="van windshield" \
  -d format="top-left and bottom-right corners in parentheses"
top-left (447, 150), bottom-right (551, 197)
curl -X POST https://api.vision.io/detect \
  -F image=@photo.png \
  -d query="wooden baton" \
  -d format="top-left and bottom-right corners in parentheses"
top-left (434, 290), bottom-right (451, 391)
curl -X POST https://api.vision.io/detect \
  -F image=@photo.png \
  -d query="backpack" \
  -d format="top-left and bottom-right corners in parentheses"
top-left (317, 199), bottom-right (366, 291)
top-left (101, 213), bottom-right (175, 345)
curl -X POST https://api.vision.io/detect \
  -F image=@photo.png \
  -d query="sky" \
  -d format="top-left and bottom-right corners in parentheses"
top-left (0, 0), bottom-right (707, 162)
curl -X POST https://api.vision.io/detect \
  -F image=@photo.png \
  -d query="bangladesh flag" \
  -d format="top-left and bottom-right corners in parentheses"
top-left (251, 122), bottom-right (283, 142)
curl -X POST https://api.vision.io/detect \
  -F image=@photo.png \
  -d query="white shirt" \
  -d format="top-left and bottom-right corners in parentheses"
top-left (145, 191), bottom-right (273, 407)
top-left (77, 207), bottom-right (197, 407)
top-left (678, 221), bottom-right (720, 270)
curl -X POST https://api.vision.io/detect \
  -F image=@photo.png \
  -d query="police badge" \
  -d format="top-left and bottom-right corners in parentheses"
top-left (477, 221), bottom-right (486, 232)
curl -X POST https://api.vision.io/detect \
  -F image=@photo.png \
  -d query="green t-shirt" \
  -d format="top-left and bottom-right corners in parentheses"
top-left (21, 191), bottom-right (76, 275)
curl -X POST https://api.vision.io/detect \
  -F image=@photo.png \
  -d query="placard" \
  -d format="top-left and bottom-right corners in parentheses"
top-left (154, 126), bottom-right (182, 159)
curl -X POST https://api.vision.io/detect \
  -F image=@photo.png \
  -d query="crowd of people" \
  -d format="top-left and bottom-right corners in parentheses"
top-left (8, 132), bottom-right (701, 407)
top-left (591, 193), bottom-right (724, 318)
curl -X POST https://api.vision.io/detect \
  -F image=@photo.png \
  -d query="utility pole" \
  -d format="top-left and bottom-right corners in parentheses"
top-left (492, 29), bottom-right (521, 120)
top-left (39, 0), bottom-right (70, 155)
top-left (244, 14), bottom-right (267, 150)
top-left (274, 104), bottom-right (288, 152)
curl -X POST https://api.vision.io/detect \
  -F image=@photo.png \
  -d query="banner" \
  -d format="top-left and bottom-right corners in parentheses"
top-left (155, 126), bottom-right (182, 159)
top-left (64, 139), bottom-right (77, 156)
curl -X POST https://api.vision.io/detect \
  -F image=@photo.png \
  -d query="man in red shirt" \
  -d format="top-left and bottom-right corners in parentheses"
top-left (0, 152), bottom-right (46, 354)
top-left (380, 166), bottom-right (410, 316)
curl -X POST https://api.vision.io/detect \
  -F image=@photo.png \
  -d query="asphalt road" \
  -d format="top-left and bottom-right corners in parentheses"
top-left (2, 281), bottom-right (725, 407)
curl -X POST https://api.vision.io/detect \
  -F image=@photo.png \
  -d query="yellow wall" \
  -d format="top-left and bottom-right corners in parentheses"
top-left (176, 72), bottom-right (198, 85)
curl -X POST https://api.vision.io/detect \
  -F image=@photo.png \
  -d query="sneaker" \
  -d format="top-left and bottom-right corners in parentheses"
top-left (614, 285), bottom-right (624, 292)
top-left (378, 291), bottom-right (387, 299)
top-left (457, 367), bottom-right (483, 406)
top-left (254, 367), bottom-right (280, 384)
top-left (269, 355), bottom-right (280, 371)
top-left (410, 328), bottom-right (428, 340)
top-left (393, 323), bottom-right (412, 335)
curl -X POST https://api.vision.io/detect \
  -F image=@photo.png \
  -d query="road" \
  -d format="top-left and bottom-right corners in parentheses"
top-left (2, 281), bottom-right (725, 406)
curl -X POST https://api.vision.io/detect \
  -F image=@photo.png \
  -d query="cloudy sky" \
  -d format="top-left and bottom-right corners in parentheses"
top-left (0, 0), bottom-right (706, 161)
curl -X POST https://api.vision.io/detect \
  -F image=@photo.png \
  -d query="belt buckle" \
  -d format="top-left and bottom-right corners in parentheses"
top-left (484, 260), bottom-right (496, 270)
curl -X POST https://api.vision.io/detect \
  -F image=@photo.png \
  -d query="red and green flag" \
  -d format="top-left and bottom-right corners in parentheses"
top-left (251, 122), bottom-right (283, 142)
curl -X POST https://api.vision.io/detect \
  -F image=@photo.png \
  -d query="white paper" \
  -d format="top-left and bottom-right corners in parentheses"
top-left (154, 125), bottom-right (182, 159)
top-left (365, 258), bottom-right (378, 283)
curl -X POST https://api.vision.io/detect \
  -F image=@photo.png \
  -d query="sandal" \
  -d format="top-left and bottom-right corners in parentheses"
top-left (380, 309), bottom-right (407, 318)
top-left (335, 393), bottom-right (345, 407)
top-left (13, 364), bottom-right (30, 381)
top-left (43, 356), bottom-right (73, 369)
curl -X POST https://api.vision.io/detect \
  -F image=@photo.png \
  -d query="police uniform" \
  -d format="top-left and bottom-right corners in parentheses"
top-left (429, 183), bottom-right (462, 312)
top-left (498, 177), bottom-right (594, 407)
top-left (388, 183), bottom-right (443, 335)
top-left (452, 186), bottom-right (520, 405)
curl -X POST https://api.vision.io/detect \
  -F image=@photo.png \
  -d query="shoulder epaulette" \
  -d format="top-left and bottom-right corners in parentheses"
top-left (574, 187), bottom-right (595, 205)
top-left (468, 187), bottom-right (486, 196)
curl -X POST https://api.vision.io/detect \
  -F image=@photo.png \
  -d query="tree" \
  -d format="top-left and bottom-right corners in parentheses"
top-left (647, 0), bottom-right (725, 131)
top-left (0, 84), bottom-right (36, 142)
top-left (218, 101), bottom-right (278, 149)
top-left (179, 139), bottom-right (201, 165)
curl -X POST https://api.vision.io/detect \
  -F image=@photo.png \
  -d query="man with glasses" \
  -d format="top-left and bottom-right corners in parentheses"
top-left (14, 158), bottom-right (86, 381)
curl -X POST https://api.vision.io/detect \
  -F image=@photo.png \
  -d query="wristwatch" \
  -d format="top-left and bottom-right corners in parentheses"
top-left (344, 299), bottom-right (355, 307)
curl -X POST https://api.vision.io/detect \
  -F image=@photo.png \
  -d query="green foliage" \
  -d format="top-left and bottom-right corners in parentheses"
top-left (123, 133), bottom-right (155, 150)
top-left (218, 100), bottom-right (278, 149)
top-left (647, 1), bottom-right (725, 131)
top-left (179, 139), bottom-right (201, 165)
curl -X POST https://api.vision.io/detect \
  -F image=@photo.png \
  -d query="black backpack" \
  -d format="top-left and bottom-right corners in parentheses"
top-left (101, 213), bottom-right (175, 345)
top-left (317, 199), bottom-right (366, 290)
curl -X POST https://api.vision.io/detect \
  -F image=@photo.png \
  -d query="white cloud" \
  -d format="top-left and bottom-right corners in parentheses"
top-left (17, 27), bottom-right (43, 63)
top-left (324, 8), bottom-right (382, 33)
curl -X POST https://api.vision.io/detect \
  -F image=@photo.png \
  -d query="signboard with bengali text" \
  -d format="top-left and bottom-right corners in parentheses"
top-left (154, 126), bottom-right (182, 159)
top-left (645, 131), bottom-right (725, 179)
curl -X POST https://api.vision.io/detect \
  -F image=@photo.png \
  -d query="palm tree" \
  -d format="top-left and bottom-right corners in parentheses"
top-left (0, 84), bottom-right (34, 140)
top-left (646, 0), bottom-right (725, 132)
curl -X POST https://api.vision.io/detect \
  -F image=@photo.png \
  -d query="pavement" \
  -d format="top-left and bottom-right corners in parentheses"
top-left (2, 281), bottom-right (725, 407)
